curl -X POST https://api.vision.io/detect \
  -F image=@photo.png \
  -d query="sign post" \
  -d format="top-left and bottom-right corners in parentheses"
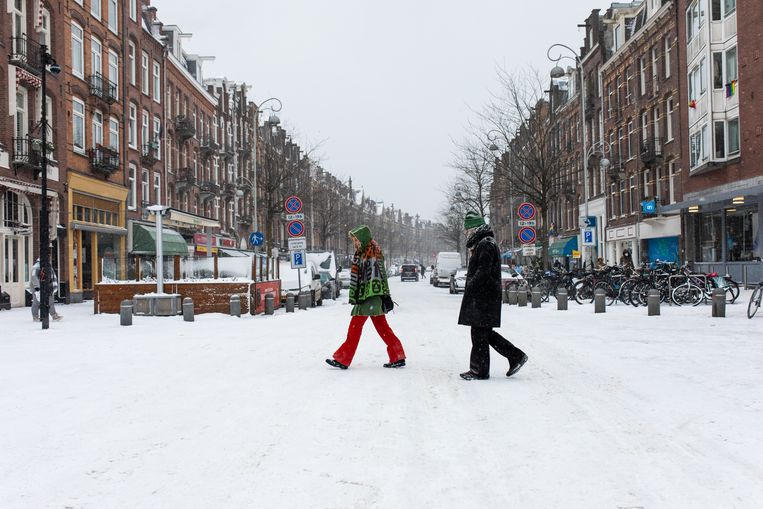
top-left (285, 195), bottom-right (307, 291)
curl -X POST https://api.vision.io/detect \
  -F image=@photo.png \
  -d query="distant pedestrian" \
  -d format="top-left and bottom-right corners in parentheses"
top-left (326, 225), bottom-right (406, 370)
top-left (29, 258), bottom-right (62, 322)
top-left (420, 263), bottom-right (427, 280)
top-left (458, 212), bottom-right (527, 380)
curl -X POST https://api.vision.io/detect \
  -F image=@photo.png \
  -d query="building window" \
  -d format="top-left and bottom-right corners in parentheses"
top-left (39, 8), bottom-right (51, 48)
top-left (668, 160), bottom-right (676, 204)
top-left (153, 117), bottom-right (161, 159)
top-left (639, 56), bottom-right (646, 95)
top-left (91, 0), bottom-right (101, 19)
top-left (128, 103), bottom-right (137, 148)
top-left (714, 120), bottom-right (726, 159)
top-left (666, 98), bottom-right (674, 141)
top-left (629, 176), bottom-right (637, 213)
top-left (726, 46), bottom-right (738, 83)
top-left (726, 206), bottom-right (756, 262)
top-left (108, 0), bottom-right (118, 33)
top-left (92, 110), bottom-right (103, 148)
top-left (72, 22), bottom-right (84, 78)
top-left (129, 0), bottom-right (137, 21)
top-left (109, 117), bottom-right (119, 150)
top-left (664, 37), bottom-right (671, 78)
top-left (128, 42), bottom-right (136, 86)
top-left (712, 0), bottom-right (737, 20)
top-left (141, 169), bottom-right (149, 204)
top-left (73, 98), bottom-right (85, 153)
top-left (91, 36), bottom-right (102, 79)
top-left (108, 50), bottom-right (119, 100)
top-left (641, 111), bottom-right (649, 142)
top-left (141, 52), bottom-right (149, 95)
top-left (128, 164), bottom-right (137, 209)
top-left (686, 1), bottom-right (703, 42)
top-left (141, 110), bottom-right (149, 147)
top-left (728, 117), bottom-right (740, 155)
top-left (625, 66), bottom-right (632, 105)
top-left (627, 120), bottom-right (634, 158)
top-left (152, 61), bottom-right (161, 102)
top-left (153, 173), bottom-right (161, 205)
top-left (712, 52), bottom-right (723, 89)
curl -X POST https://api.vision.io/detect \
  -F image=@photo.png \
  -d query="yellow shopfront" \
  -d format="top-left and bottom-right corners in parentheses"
top-left (67, 174), bottom-right (128, 302)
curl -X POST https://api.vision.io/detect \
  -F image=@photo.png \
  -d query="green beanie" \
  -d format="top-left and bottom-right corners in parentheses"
top-left (463, 211), bottom-right (486, 230)
top-left (349, 225), bottom-right (372, 250)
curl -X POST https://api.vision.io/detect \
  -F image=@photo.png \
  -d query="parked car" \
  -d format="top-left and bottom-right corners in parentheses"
top-left (307, 251), bottom-right (341, 299)
top-left (388, 264), bottom-right (399, 276)
top-left (279, 260), bottom-right (323, 307)
top-left (336, 266), bottom-right (351, 289)
top-left (449, 268), bottom-right (467, 294)
top-left (501, 264), bottom-right (525, 291)
top-left (434, 252), bottom-right (463, 287)
top-left (400, 264), bottom-right (419, 282)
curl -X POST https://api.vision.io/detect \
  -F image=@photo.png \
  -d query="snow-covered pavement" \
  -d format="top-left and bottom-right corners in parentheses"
top-left (1, 280), bottom-right (762, 508)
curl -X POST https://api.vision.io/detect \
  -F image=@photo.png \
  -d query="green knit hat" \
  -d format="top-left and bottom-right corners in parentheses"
top-left (349, 225), bottom-right (372, 249)
top-left (463, 211), bottom-right (486, 230)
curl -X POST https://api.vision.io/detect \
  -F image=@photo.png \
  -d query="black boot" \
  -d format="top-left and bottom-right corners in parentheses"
top-left (383, 359), bottom-right (406, 368)
top-left (460, 370), bottom-right (489, 380)
top-left (325, 358), bottom-right (348, 370)
top-left (506, 353), bottom-right (528, 377)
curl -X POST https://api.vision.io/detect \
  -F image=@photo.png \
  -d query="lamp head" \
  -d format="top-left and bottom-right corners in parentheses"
top-left (489, 143), bottom-right (500, 152)
top-left (267, 114), bottom-right (280, 126)
top-left (48, 62), bottom-right (61, 75)
top-left (600, 157), bottom-right (611, 170)
top-left (550, 65), bottom-right (566, 79)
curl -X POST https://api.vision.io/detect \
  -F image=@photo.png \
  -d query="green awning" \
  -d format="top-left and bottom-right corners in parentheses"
top-left (548, 236), bottom-right (578, 257)
top-left (132, 224), bottom-right (189, 257)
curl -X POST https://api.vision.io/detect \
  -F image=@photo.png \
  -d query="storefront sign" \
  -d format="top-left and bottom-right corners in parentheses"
top-left (572, 250), bottom-right (581, 259)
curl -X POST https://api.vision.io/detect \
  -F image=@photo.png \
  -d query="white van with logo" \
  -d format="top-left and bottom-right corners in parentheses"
top-left (434, 252), bottom-right (463, 287)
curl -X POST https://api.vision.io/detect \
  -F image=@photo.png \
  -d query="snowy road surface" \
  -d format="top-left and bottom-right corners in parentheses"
top-left (1, 279), bottom-right (762, 508)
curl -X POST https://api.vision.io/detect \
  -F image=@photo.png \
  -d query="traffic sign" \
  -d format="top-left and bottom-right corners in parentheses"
top-left (284, 195), bottom-right (303, 214)
top-left (287, 220), bottom-right (305, 237)
top-left (291, 249), bottom-right (306, 269)
top-left (517, 202), bottom-right (537, 221)
top-left (582, 227), bottom-right (596, 246)
top-left (288, 237), bottom-right (307, 250)
top-left (518, 220), bottom-right (536, 227)
top-left (518, 227), bottom-right (537, 245)
top-left (286, 213), bottom-right (305, 221)
top-left (249, 231), bottom-right (264, 247)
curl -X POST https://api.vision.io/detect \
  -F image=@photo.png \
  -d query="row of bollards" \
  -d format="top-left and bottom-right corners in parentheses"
top-left (120, 296), bottom-right (196, 326)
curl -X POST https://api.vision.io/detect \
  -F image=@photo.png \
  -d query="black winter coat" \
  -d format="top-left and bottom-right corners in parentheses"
top-left (458, 225), bottom-right (502, 328)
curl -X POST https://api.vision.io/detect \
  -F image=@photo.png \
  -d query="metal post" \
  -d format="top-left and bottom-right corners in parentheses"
top-left (647, 289), bottom-right (660, 316)
top-left (579, 58), bottom-right (590, 264)
top-left (285, 293), bottom-right (295, 313)
top-left (712, 288), bottom-right (726, 318)
top-left (155, 208), bottom-right (164, 294)
top-left (39, 45), bottom-right (51, 330)
top-left (557, 288), bottom-right (568, 311)
top-left (508, 288), bottom-right (518, 305)
top-left (517, 289), bottom-right (528, 307)
top-left (230, 294), bottom-right (241, 317)
top-left (120, 299), bottom-right (133, 326)
top-left (531, 287), bottom-right (542, 308)
top-left (264, 293), bottom-right (274, 315)
top-left (594, 288), bottom-right (606, 313)
top-left (183, 297), bottom-right (194, 322)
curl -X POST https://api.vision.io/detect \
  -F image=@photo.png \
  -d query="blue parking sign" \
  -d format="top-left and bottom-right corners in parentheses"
top-left (291, 249), bottom-right (306, 269)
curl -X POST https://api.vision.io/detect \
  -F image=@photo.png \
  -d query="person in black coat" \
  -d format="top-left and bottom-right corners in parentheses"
top-left (458, 212), bottom-right (528, 380)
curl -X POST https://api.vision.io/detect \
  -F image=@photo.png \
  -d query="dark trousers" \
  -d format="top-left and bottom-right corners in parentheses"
top-left (469, 326), bottom-right (524, 377)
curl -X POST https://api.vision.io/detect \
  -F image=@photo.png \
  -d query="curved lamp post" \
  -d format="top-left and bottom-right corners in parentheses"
top-left (250, 97), bottom-right (282, 251)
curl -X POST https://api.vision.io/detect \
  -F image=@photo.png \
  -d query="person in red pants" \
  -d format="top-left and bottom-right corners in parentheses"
top-left (326, 225), bottom-right (406, 370)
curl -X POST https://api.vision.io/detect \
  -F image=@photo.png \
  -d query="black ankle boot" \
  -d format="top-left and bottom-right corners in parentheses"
top-left (325, 358), bottom-right (348, 370)
top-left (383, 359), bottom-right (406, 368)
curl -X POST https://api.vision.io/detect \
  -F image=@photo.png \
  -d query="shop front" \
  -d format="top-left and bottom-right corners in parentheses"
top-left (67, 173), bottom-right (128, 302)
top-left (548, 236), bottom-right (578, 270)
top-left (605, 224), bottom-right (639, 266)
top-left (193, 233), bottom-right (236, 256)
top-left (0, 178), bottom-right (60, 307)
top-left (638, 215), bottom-right (681, 264)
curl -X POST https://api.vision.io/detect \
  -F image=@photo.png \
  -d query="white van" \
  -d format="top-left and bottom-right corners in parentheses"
top-left (434, 252), bottom-right (463, 287)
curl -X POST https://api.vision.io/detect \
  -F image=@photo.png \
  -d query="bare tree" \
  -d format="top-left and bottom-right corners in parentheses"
top-left (449, 136), bottom-right (493, 219)
top-left (477, 67), bottom-right (573, 265)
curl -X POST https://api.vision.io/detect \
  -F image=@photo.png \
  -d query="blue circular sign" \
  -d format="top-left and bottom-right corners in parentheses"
top-left (249, 231), bottom-right (264, 247)
top-left (517, 202), bottom-right (537, 221)
top-left (518, 227), bottom-right (537, 244)
top-left (287, 220), bottom-right (305, 237)
top-left (284, 195), bottom-right (303, 214)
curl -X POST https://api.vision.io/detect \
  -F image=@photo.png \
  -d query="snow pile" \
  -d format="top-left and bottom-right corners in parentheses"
top-left (1, 281), bottom-right (761, 508)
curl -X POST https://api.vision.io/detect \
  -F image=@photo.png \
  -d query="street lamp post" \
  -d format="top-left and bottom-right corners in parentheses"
top-left (38, 44), bottom-right (61, 330)
top-left (250, 97), bottom-right (282, 251)
top-left (547, 43), bottom-right (592, 264)
top-left (487, 130), bottom-right (515, 253)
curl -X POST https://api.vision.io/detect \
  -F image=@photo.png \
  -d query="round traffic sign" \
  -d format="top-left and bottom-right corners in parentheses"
top-left (518, 227), bottom-right (537, 244)
top-left (287, 220), bottom-right (305, 237)
top-left (249, 231), bottom-right (264, 247)
top-left (284, 195), bottom-right (303, 214)
top-left (517, 202), bottom-right (537, 221)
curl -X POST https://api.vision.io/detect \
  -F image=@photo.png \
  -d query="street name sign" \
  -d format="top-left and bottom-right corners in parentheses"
top-left (288, 237), bottom-right (307, 250)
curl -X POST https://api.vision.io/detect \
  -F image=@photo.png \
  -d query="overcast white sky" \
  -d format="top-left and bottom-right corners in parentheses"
top-left (157, 0), bottom-right (606, 220)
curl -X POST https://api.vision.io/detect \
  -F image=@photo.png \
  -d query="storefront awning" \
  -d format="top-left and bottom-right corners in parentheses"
top-left (147, 208), bottom-right (220, 229)
top-left (71, 221), bottom-right (127, 236)
top-left (219, 248), bottom-right (254, 257)
top-left (549, 236), bottom-right (578, 257)
top-left (131, 224), bottom-right (189, 257)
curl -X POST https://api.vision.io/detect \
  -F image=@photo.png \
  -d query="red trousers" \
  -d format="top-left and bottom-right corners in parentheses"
top-left (333, 315), bottom-right (406, 366)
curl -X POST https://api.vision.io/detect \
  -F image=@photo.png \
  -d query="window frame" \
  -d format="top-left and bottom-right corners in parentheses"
top-left (107, 0), bottom-right (118, 34)
top-left (152, 61), bottom-right (161, 102)
top-left (72, 97), bottom-right (86, 154)
top-left (71, 22), bottom-right (85, 79)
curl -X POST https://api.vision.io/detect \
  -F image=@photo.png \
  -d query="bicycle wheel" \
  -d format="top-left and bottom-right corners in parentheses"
top-left (726, 279), bottom-right (740, 304)
top-left (672, 283), bottom-right (702, 306)
top-left (618, 279), bottom-right (637, 305)
top-left (748, 286), bottom-right (762, 319)
top-left (594, 281), bottom-right (616, 306)
top-left (573, 280), bottom-right (593, 305)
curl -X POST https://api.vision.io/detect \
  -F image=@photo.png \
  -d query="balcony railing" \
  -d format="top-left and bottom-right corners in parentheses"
top-left (141, 143), bottom-right (159, 166)
top-left (199, 181), bottom-right (220, 200)
top-left (175, 168), bottom-right (196, 190)
top-left (200, 139), bottom-right (219, 159)
top-left (11, 137), bottom-right (42, 176)
top-left (173, 116), bottom-right (196, 142)
top-left (640, 137), bottom-right (663, 167)
top-left (222, 182), bottom-right (237, 197)
top-left (88, 73), bottom-right (118, 104)
top-left (88, 146), bottom-right (120, 177)
top-left (9, 36), bottom-right (41, 75)
top-left (222, 144), bottom-right (236, 161)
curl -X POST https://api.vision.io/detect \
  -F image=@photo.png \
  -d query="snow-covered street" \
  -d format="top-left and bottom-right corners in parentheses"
top-left (1, 280), bottom-right (762, 508)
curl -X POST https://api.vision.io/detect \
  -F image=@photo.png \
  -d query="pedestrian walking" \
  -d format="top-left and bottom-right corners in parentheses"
top-left (326, 225), bottom-right (406, 370)
top-left (29, 258), bottom-right (63, 322)
top-left (458, 212), bottom-right (527, 380)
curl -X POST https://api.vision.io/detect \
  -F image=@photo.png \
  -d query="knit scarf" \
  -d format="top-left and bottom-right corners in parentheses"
top-left (348, 240), bottom-right (390, 304)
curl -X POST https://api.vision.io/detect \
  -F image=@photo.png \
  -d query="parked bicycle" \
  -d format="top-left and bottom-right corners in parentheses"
top-left (748, 282), bottom-right (762, 319)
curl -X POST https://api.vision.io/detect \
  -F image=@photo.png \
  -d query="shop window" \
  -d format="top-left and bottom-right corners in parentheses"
top-left (692, 211), bottom-right (722, 262)
top-left (726, 207), bottom-right (759, 261)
